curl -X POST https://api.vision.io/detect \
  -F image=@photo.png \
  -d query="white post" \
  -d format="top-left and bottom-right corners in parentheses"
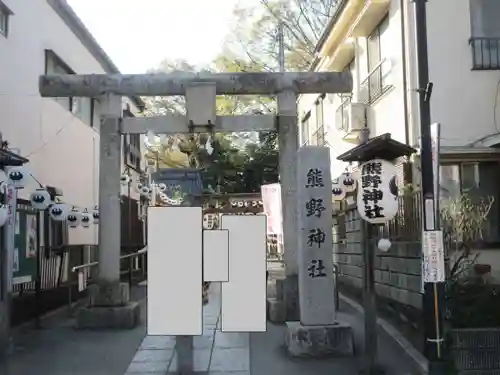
top-left (0, 184), bottom-right (17, 356)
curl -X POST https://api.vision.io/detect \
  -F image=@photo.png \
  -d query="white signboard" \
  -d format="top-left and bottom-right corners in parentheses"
top-left (423, 230), bottom-right (445, 283)
top-left (297, 146), bottom-right (336, 325)
top-left (430, 123), bottom-right (441, 220)
top-left (4, 184), bottom-right (17, 292)
top-left (261, 183), bottom-right (283, 236)
top-left (357, 159), bottom-right (398, 224)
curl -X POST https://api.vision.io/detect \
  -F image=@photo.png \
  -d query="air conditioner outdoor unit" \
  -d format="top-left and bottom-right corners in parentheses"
top-left (336, 101), bottom-right (366, 134)
top-left (144, 158), bottom-right (157, 173)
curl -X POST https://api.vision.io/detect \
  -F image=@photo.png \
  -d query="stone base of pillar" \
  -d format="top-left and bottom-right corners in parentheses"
top-left (284, 321), bottom-right (354, 358)
top-left (75, 281), bottom-right (140, 330)
top-left (278, 275), bottom-right (299, 321)
top-left (267, 298), bottom-right (286, 323)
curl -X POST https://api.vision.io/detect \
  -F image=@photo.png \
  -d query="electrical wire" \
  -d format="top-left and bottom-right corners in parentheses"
top-left (0, 93), bottom-right (80, 159)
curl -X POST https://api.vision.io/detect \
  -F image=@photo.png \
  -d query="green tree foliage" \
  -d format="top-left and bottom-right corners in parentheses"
top-left (142, 57), bottom-right (279, 193)
top-left (142, 0), bottom-right (340, 193)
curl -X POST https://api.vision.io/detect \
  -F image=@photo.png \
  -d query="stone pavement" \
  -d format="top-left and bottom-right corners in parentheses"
top-left (126, 281), bottom-right (422, 375)
top-left (0, 275), bottom-right (423, 375)
top-left (125, 282), bottom-right (250, 374)
top-left (0, 285), bottom-right (147, 375)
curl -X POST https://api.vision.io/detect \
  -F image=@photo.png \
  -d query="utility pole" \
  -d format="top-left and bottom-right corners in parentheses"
top-left (413, 0), bottom-right (446, 373)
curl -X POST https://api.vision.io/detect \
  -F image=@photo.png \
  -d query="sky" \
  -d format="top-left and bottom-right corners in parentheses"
top-left (67, 0), bottom-right (252, 73)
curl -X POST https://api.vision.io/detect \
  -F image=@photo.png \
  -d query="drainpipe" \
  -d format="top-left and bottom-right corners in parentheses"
top-left (400, 0), bottom-right (410, 146)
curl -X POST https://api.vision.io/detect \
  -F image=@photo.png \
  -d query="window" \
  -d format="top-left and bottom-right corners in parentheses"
top-left (0, 1), bottom-right (12, 37)
top-left (72, 97), bottom-right (95, 125)
top-left (312, 94), bottom-right (325, 145)
top-left (440, 161), bottom-right (500, 244)
top-left (123, 111), bottom-right (142, 171)
top-left (469, 0), bottom-right (500, 69)
top-left (361, 15), bottom-right (391, 103)
top-left (301, 111), bottom-right (311, 146)
top-left (45, 50), bottom-right (75, 111)
top-left (45, 50), bottom-right (95, 125)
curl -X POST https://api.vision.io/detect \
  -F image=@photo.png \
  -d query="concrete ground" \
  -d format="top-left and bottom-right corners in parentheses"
top-left (0, 285), bottom-right (147, 375)
top-left (0, 266), bottom-right (424, 375)
top-left (125, 281), bottom-right (421, 375)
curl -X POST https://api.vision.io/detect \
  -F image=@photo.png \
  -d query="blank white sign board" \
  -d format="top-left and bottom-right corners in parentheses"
top-left (221, 215), bottom-right (267, 332)
top-left (203, 230), bottom-right (229, 282)
top-left (147, 207), bottom-right (202, 335)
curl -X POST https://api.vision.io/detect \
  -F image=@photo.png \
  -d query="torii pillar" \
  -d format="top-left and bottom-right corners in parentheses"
top-left (38, 72), bottom-right (352, 328)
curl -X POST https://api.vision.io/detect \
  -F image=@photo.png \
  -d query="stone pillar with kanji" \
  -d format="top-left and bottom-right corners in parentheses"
top-left (284, 146), bottom-right (354, 358)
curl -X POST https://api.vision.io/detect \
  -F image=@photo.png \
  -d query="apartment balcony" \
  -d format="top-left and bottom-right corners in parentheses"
top-left (359, 58), bottom-right (393, 104)
top-left (349, 0), bottom-right (390, 37)
top-left (328, 38), bottom-right (355, 71)
top-left (312, 126), bottom-right (328, 146)
top-left (470, 37), bottom-right (500, 70)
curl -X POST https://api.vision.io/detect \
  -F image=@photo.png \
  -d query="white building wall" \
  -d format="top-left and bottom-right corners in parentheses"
top-left (425, 0), bottom-right (500, 148)
top-left (0, 0), bottom-right (143, 245)
top-left (299, 0), bottom-right (500, 157)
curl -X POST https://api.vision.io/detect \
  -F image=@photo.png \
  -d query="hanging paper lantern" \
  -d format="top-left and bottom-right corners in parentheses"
top-left (0, 204), bottom-right (8, 227)
top-left (49, 203), bottom-right (70, 221)
top-left (341, 172), bottom-right (357, 193)
top-left (356, 159), bottom-right (398, 224)
top-left (80, 209), bottom-right (91, 228)
top-left (30, 188), bottom-right (51, 210)
top-left (67, 208), bottom-right (82, 228)
top-left (140, 185), bottom-right (150, 197)
top-left (158, 183), bottom-right (167, 192)
top-left (92, 207), bottom-right (99, 224)
top-left (332, 178), bottom-right (346, 201)
top-left (120, 173), bottom-right (131, 186)
top-left (134, 182), bottom-right (143, 193)
top-left (7, 166), bottom-right (28, 189)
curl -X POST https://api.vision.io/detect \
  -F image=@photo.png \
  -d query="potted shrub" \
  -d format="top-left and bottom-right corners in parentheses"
top-left (441, 194), bottom-right (500, 374)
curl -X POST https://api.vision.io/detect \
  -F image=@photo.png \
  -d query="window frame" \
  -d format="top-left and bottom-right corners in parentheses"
top-left (122, 110), bottom-right (142, 171)
top-left (0, 1), bottom-right (12, 38)
top-left (361, 15), bottom-right (391, 104)
top-left (44, 50), bottom-right (75, 112)
top-left (440, 160), bottom-right (500, 248)
top-left (312, 94), bottom-right (326, 145)
top-left (468, 0), bottom-right (500, 70)
top-left (301, 111), bottom-right (311, 146)
top-left (44, 50), bottom-right (96, 125)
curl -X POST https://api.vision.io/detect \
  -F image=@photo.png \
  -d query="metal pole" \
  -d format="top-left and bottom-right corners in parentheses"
top-left (361, 221), bottom-right (381, 374)
top-left (127, 180), bottom-right (133, 294)
top-left (356, 128), bottom-right (383, 375)
top-left (413, 0), bottom-right (446, 373)
top-left (1, 183), bottom-right (16, 358)
top-left (35, 211), bottom-right (41, 329)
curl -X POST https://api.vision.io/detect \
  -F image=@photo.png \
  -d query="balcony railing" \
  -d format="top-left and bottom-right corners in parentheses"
top-left (312, 126), bottom-right (326, 146)
top-left (335, 95), bottom-right (352, 132)
top-left (470, 37), bottom-right (500, 70)
top-left (359, 58), bottom-right (392, 104)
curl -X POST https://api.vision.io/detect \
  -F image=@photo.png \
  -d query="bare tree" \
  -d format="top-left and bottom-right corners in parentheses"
top-left (227, 0), bottom-right (339, 72)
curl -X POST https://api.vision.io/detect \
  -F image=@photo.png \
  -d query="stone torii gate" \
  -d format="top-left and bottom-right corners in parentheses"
top-left (38, 72), bottom-right (352, 329)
